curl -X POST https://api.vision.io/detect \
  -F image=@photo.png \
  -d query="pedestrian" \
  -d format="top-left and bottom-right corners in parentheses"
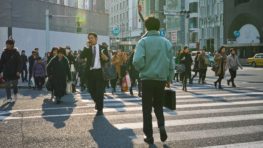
top-left (226, 48), bottom-right (243, 87)
top-left (66, 48), bottom-right (76, 93)
top-left (174, 50), bottom-right (181, 82)
top-left (180, 46), bottom-right (193, 91)
top-left (128, 48), bottom-right (141, 96)
top-left (47, 47), bottom-right (58, 99)
top-left (0, 39), bottom-right (21, 103)
top-left (20, 50), bottom-right (28, 82)
top-left (198, 50), bottom-right (209, 84)
top-left (191, 51), bottom-right (200, 84)
top-left (110, 50), bottom-right (119, 94)
top-left (214, 46), bottom-right (227, 89)
top-left (28, 50), bottom-right (39, 88)
top-left (81, 32), bottom-right (110, 116)
top-left (133, 16), bottom-right (174, 144)
top-left (32, 57), bottom-right (46, 90)
top-left (47, 48), bottom-right (71, 104)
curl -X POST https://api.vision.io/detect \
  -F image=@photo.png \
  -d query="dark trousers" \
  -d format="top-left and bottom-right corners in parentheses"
top-left (191, 71), bottom-right (199, 83)
top-left (141, 80), bottom-right (165, 138)
top-left (34, 76), bottom-right (45, 89)
top-left (88, 69), bottom-right (105, 111)
top-left (21, 66), bottom-right (28, 82)
top-left (229, 69), bottom-right (237, 84)
top-left (5, 80), bottom-right (18, 99)
top-left (199, 69), bottom-right (207, 83)
top-left (28, 68), bottom-right (33, 86)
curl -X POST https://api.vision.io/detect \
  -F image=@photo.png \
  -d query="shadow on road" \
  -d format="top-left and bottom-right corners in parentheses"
top-left (41, 93), bottom-right (76, 129)
top-left (90, 115), bottom-right (135, 148)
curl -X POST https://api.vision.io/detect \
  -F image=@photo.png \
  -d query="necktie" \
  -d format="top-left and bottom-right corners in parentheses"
top-left (91, 46), bottom-right (96, 67)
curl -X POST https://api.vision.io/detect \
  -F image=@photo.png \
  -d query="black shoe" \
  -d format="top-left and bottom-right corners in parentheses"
top-left (227, 80), bottom-right (230, 86)
top-left (129, 88), bottom-right (133, 96)
top-left (144, 136), bottom-right (154, 145)
top-left (218, 86), bottom-right (223, 89)
top-left (214, 82), bottom-right (217, 88)
top-left (96, 110), bottom-right (103, 116)
top-left (232, 83), bottom-right (236, 88)
top-left (159, 126), bottom-right (168, 142)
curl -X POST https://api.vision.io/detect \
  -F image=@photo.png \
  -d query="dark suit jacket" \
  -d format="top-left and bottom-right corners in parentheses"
top-left (81, 44), bottom-right (110, 76)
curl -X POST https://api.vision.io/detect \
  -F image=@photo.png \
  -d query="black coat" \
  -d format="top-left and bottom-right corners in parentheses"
top-left (80, 45), bottom-right (109, 77)
top-left (47, 56), bottom-right (71, 97)
top-left (180, 53), bottom-right (193, 73)
top-left (128, 52), bottom-right (139, 80)
top-left (0, 48), bottom-right (21, 80)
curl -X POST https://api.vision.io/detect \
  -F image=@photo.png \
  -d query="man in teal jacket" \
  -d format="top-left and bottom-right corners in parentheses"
top-left (133, 16), bottom-right (175, 144)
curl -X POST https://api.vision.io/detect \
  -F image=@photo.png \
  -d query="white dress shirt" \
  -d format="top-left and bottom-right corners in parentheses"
top-left (91, 44), bottom-right (101, 70)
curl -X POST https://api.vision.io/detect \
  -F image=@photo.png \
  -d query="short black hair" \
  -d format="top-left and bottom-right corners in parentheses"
top-left (58, 47), bottom-right (66, 55)
top-left (21, 50), bottom-right (25, 53)
top-left (144, 16), bottom-right (160, 31)
top-left (88, 32), bottom-right (98, 38)
top-left (183, 46), bottom-right (188, 50)
top-left (6, 39), bottom-right (15, 45)
top-left (218, 46), bottom-right (225, 53)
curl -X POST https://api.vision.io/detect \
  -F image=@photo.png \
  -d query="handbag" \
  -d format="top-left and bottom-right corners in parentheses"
top-left (212, 64), bottom-right (219, 71)
top-left (102, 62), bottom-right (117, 80)
top-left (175, 64), bottom-right (185, 74)
top-left (163, 88), bottom-right (176, 110)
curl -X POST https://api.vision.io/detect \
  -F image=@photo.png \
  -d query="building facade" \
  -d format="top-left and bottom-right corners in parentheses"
top-left (0, 0), bottom-right (109, 56)
top-left (199, 0), bottom-right (224, 52)
top-left (109, 0), bottom-right (142, 51)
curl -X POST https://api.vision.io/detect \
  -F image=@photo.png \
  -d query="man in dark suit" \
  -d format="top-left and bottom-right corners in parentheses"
top-left (81, 32), bottom-right (109, 116)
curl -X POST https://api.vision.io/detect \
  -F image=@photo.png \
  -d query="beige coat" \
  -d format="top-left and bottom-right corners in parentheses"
top-left (214, 53), bottom-right (227, 76)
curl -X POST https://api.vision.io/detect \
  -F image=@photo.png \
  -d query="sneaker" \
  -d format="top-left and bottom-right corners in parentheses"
top-left (144, 136), bottom-right (154, 144)
top-left (159, 126), bottom-right (168, 142)
top-left (7, 98), bottom-right (12, 103)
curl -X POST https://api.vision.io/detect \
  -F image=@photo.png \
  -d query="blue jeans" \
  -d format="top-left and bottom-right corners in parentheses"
top-left (5, 80), bottom-right (18, 99)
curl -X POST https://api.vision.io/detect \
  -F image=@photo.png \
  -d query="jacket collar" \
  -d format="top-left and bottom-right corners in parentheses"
top-left (145, 31), bottom-right (160, 37)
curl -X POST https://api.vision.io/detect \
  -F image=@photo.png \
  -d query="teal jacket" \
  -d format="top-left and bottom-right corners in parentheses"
top-left (133, 31), bottom-right (175, 81)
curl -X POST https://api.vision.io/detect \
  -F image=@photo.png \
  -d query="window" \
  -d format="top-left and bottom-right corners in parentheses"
top-left (189, 2), bottom-right (198, 13)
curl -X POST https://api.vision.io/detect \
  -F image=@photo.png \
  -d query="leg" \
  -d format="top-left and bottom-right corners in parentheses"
top-left (5, 80), bottom-right (12, 100)
top-left (152, 81), bottom-right (167, 142)
top-left (141, 80), bottom-right (154, 139)
top-left (95, 72), bottom-right (105, 111)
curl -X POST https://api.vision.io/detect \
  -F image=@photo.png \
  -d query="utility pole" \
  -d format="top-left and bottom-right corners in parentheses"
top-left (45, 9), bottom-right (50, 56)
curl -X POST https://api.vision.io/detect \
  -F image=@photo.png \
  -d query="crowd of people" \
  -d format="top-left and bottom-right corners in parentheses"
top-left (0, 16), bottom-right (243, 145)
top-left (174, 46), bottom-right (242, 91)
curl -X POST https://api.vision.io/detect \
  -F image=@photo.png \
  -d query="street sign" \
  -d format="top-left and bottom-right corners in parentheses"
top-left (112, 27), bottom-right (120, 36)
top-left (171, 31), bottom-right (177, 42)
top-left (160, 28), bottom-right (166, 37)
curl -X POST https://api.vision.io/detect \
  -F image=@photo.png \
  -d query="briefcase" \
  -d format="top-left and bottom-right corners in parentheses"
top-left (163, 89), bottom-right (176, 110)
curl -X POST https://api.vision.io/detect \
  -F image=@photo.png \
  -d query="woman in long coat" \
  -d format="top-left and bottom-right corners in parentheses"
top-left (47, 48), bottom-right (71, 103)
top-left (214, 46), bottom-right (227, 89)
top-left (180, 47), bottom-right (193, 91)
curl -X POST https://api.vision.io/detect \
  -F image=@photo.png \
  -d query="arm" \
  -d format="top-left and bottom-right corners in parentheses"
top-left (236, 56), bottom-right (243, 69)
top-left (168, 45), bottom-right (175, 81)
top-left (132, 40), bottom-right (146, 71)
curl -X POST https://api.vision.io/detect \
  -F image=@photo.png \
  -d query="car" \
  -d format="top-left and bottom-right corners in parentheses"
top-left (247, 53), bottom-right (263, 67)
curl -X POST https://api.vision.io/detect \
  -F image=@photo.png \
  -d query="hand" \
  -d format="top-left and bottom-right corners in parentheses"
top-left (16, 72), bottom-right (20, 77)
top-left (101, 53), bottom-right (109, 61)
top-left (240, 67), bottom-right (243, 70)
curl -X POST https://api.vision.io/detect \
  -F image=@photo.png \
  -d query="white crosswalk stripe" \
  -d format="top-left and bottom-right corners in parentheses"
top-left (75, 84), bottom-right (263, 147)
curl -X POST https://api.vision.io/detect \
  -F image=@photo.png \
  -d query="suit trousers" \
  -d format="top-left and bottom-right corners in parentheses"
top-left (141, 80), bottom-right (166, 138)
top-left (88, 69), bottom-right (105, 111)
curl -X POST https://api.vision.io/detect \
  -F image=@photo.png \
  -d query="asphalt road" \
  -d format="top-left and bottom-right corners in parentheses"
top-left (0, 67), bottom-right (263, 148)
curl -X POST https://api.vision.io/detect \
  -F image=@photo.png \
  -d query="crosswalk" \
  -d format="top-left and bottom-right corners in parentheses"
top-left (76, 84), bottom-right (263, 147)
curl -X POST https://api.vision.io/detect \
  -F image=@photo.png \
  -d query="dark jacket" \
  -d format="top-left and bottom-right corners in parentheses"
top-left (128, 52), bottom-right (139, 79)
top-left (28, 55), bottom-right (38, 70)
top-left (47, 56), bottom-right (71, 97)
top-left (21, 54), bottom-right (28, 69)
top-left (180, 53), bottom-right (193, 73)
top-left (80, 44), bottom-right (109, 76)
top-left (0, 48), bottom-right (21, 80)
top-left (33, 62), bottom-right (46, 77)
